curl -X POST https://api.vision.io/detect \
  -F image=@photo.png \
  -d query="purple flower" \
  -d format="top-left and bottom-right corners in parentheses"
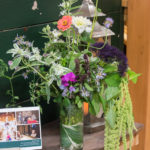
top-left (96, 67), bottom-right (107, 80)
top-left (103, 17), bottom-right (114, 28)
top-left (62, 88), bottom-right (68, 97)
top-left (8, 61), bottom-right (13, 66)
top-left (81, 87), bottom-right (90, 97)
top-left (92, 42), bottom-right (128, 76)
top-left (59, 85), bottom-right (66, 90)
top-left (61, 72), bottom-right (77, 87)
top-left (22, 72), bottom-right (28, 79)
top-left (69, 86), bottom-right (76, 93)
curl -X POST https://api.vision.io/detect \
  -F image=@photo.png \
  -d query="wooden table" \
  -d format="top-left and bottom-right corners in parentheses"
top-left (42, 121), bottom-right (143, 150)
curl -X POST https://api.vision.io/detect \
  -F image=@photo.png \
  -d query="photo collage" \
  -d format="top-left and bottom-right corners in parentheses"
top-left (0, 109), bottom-right (41, 142)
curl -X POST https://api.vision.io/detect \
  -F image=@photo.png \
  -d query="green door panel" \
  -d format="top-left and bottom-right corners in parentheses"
top-left (101, 0), bottom-right (122, 13)
top-left (0, 0), bottom-right (60, 31)
top-left (98, 11), bottom-right (124, 50)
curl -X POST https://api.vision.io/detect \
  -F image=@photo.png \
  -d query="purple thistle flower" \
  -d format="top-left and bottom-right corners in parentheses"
top-left (92, 42), bottom-right (128, 76)
top-left (8, 61), bottom-right (13, 66)
top-left (69, 86), bottom-right (76, 93)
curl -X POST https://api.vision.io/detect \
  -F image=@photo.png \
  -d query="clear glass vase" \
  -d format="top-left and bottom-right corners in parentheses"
top-left (60, 104), bottom-right (83, 150)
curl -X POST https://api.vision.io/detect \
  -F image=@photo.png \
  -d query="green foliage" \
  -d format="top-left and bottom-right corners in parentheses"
top-left (75, 96), bottom-right (82, 108)
top-left (10, 57), bottom-right (22, 70)
top-left (105, 104), bottom-right (116, 128)
top-left (45, 84), bottom-right (50, 104)
top-left (84, 83), bottom-right (94, 92)
top-left (103, 64), bottom-right (117, 73)
top-left (69, 57), bottom-right (76, 71)
top-left (0, 59), bottom-right (8, 77)
top-left (105, 87), bottom-right (120, 101)
top-left (127, 69), bottom-right (141, 84)
top-left (89, 93), bottom-right (101, 115)
top-left (105, 73), bottom-right (121, 87)
top-left (63, 98), bottom-right (71, 107)
top-left (104, 80), bottom-right (135, 150)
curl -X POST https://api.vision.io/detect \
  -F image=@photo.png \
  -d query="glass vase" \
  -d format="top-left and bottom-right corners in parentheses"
top-left (60, 104), bottom-right (83, 150)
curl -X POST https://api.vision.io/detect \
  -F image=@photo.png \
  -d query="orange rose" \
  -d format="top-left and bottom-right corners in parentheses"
top-left (57, 16), bottom-right (72, 31)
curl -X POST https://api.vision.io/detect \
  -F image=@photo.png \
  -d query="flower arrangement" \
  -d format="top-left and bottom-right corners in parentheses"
top-left (0, 0), bottom-right (140, 150)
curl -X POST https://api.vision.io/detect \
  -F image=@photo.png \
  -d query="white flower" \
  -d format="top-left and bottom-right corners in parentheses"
top-left (86, 26), bottom-right (92, 33)
top-left (60, 10), bottom-right (66, 16)
top-left (72, 16), bottom-right (92, 34)
top-left (59, 1), bottom-right (70, 8)
top-left (52, 29), bottom-right (62, 38)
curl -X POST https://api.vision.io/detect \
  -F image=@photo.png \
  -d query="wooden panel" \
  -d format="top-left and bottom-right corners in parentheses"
top-left (122, 0), bottom-right (128, 7)
top-left (127, 0), bottom-right (150, 149)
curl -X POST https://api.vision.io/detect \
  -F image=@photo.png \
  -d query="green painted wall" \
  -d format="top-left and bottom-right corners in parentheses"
top-left (0, 0), bottom-right (123, 124)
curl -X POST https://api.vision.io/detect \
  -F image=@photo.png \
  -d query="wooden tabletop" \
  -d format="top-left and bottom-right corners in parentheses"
top-left (42, 121), bottom-right (143, 150)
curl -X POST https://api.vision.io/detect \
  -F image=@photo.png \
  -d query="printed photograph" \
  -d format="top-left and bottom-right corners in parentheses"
top-left (0, 112), bottom-right (17, 142)
top-left (17, 124), bottom-right (40, 140)
top-left (16, 110), bottom-right (39, 125)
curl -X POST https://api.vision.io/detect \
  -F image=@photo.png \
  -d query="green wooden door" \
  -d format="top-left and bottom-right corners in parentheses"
top-left (0, 0), bottom-right (123, 124)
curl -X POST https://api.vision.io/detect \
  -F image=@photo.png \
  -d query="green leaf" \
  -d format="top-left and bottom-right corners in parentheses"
top-left (105, 105), bottom-right (116, 128)
top-left (104, 64), bottom-right (117, 73)
top-left (0, 59), bottom-right (8, 77)
top-left (54, 95), bottom-right (62, 104)
top-left (105, 87), bottom-right (120, 101)
top-left (61, 123), bottom-right (83, 148)
top-left (69, 57), bottom-right (76, 71)
top-left (89, 93), bottom-right (100, 115)
top-left (127, 69), bottom-right (141, 84)
top-left (63, 98), bottom-right (71, 107)
top-left (75, 96), bottom-right (82, 108)
top-left (99, 95), bottom-right (106, 113)
top-left (14, 96), bottom-right (19, 100)
top-left (10, 57), bottom-right (22, 70)
top-left (84, 83), bottom-right (94, 92)
top-left (105, 73), bottom-right (121, 87)
top-left (45, 84), bottom-right (50, 104)
top-left (97, 8), bottom-right (102, 12)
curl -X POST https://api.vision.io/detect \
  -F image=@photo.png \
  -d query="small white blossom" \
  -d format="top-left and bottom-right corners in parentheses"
top-left (59, 1), bottom-right (70, 8)
top-left (52, 29), bottom-right (62, 38)
top-left (60, 10), bottom-right (66, 16)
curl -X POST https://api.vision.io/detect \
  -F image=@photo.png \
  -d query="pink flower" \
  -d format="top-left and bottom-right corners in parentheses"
top-left (61, 72), bottom-right (77, 87)
top-left (8, 61), bottom-right (13, 66)
top-left (57, 16), bottom-right (72, 31)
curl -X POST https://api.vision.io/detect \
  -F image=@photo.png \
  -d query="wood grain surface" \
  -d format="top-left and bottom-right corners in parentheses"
top-left (127, 0), bottom-right (150, 149)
